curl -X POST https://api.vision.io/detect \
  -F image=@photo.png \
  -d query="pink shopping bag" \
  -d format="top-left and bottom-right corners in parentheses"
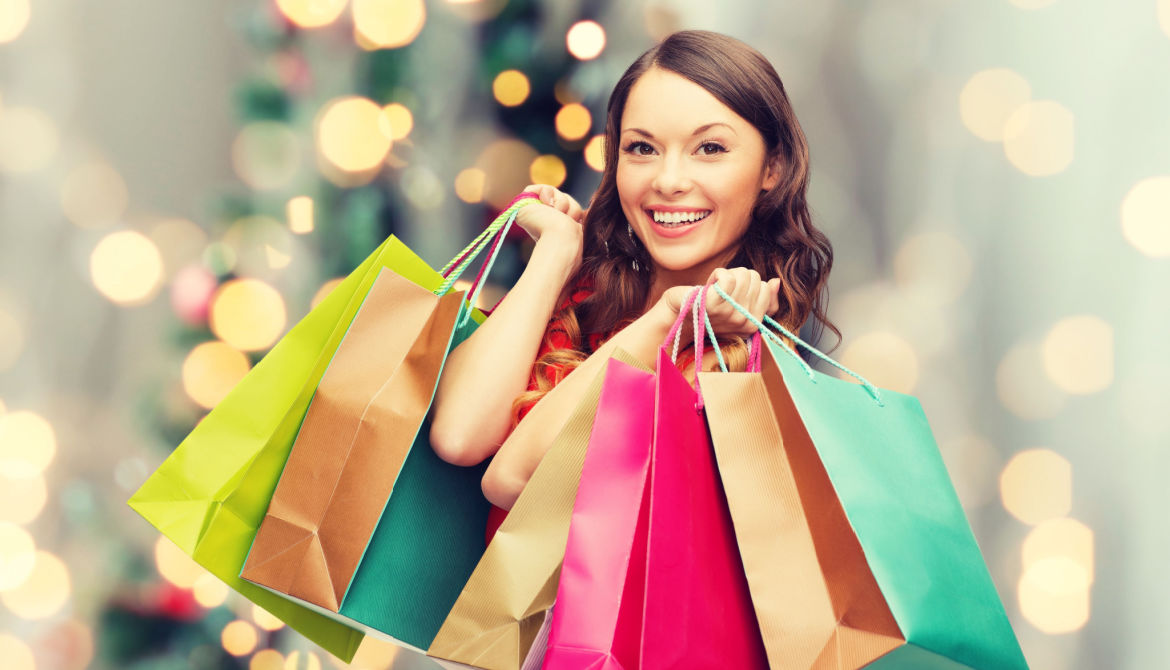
top-left (545, 288), bottom-right (768, 669)
top-left (542, 358), bottom-right (656, 669)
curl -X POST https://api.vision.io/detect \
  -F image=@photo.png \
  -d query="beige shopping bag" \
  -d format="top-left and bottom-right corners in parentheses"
top-left (427, 349), bottom-right (648, 670)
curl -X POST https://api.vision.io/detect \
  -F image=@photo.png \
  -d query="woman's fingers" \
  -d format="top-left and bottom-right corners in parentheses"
top-left (766, 277), bottom-right (782, 316)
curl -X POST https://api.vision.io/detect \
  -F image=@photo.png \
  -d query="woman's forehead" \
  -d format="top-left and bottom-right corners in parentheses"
top-left (621, 67), bottom-right (748, 136)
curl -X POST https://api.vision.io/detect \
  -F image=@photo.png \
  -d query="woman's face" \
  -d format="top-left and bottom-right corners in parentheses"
top-left (616, 66), bottom-right (779, 279)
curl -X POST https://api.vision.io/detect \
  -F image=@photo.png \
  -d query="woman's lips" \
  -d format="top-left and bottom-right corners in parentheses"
top-left (643, 208), bottom-right (710, 239)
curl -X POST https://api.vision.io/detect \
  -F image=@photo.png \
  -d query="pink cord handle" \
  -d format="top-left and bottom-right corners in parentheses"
top-left (663, 287), bottom-right (703, 353)
top-left (441, 191), bottom-right (540, 282)
top-left (747, 331), bottom-right (762, 373)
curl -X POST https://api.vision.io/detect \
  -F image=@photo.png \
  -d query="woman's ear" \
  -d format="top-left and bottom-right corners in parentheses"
top-left (762, 154), bottom-right (782, 191)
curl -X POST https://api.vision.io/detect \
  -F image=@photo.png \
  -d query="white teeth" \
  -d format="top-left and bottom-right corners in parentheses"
top-left (649, 209), bottom-right (711, 226)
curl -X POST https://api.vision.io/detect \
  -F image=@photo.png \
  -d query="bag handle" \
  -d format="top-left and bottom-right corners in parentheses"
top-left (436, 192), bottom-right (538, 326)
top-left (710, 284), bottom-right (884, 405)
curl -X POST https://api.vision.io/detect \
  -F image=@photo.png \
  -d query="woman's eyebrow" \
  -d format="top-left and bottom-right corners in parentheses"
top-left (622, 122), bottom-right (737, 138)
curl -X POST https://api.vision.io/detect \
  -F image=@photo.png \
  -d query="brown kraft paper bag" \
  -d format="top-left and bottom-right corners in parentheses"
top-left (241, 267), bottom-right (466, 611)
top-left (698, 347), bottom-right (904, 669)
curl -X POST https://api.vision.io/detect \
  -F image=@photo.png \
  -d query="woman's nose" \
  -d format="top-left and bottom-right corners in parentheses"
top-left (651, 156), bottom-right (691, 195)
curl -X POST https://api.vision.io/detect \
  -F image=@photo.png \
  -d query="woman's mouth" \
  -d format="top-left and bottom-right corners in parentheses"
top-left (643, 208), bottom-right (712, 237)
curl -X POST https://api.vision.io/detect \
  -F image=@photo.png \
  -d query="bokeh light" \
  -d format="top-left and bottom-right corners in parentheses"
top-left (401, 165), bottom-right (444, 210)
top-left (182, 341), bottom-right (252, 409)
top-left (311, 278), bottom-right (344, 309)
top-left (0, 305), bottom-right (24, 372)
top-left (193, 573), bottom-right (229, 608)
top-left (275, 0), bottom-right (348, 28)
top-left (209, 279), bottom-right (287, 351)
top-left (529, 154), bottom-right (566, 188)
top-left (0, 521), bottom-right (36, 591)
top-left (0, 106), bottom-right (59, 174)
top-left (378, 103), bottom-right (413, 140)
top-left (1024, 517), bottom-right (1094, 576)
top-left (566, 20), bottom-right (606, 60)
top-left (252, 649), bottom-right (285, 670)
top-left (492, 70), bottom-right (530, 107)
top-left (60, 160), bottom-right (129, 229)
top-left (222, 216), bottom-right (295, 277)
top-left (584, 135), bottom-right (605, 171)
top-left (342, 636), bottom-right (400, 669)
top-left (0, 410), bottom-right (56, 478)
top-left (1161, 0), bottom-right (1170, 39)
top-left (316, 96), bottom-right (392, 173)
top-left (222, 620), bottom-right (259, 657)
top-left (89, 231), bottom-right (165, 306)
top-left (1002, 101), bottom-right (1075, 176)
top-left (454, 167), bottom-right (486, 203)
top-left (1000, 448), bottom-right (1072, 525)
top-left (170, 265), bottom-right (218, 326)
top-left (284, 650), bottom-right (322, 670)
top-left (0, 473), bottom-right (47, 524)
top-left (1, 550), bottom-right (72, 619)
top-left (1120, 176), bottom-right (1170, 257)
top-left (150, 218), bottom-right (209, 280)
top-left (0, 634), bottom-right (34, 670)
top-left (996, 340), bottom-right (1066, 420)
top-left (251, 604), bottom-right (285, 631)
top-left (892, 231), bottom-right (973, 305)
top-left (288, 195), bottom-right (314, 234)
top-left (476, 138), bottom-right (539, 209)
top-left (154, 536), bottom-right (205, 590)
top-left (1018, 557), bottom-right (1091, 634)
top-left (837, 331), bottom-right (919, 393)
top-left (1041, 315), bottom-right (1113, 394)
top-left (555, 103), bottom-right (592, 141)
top-left (232, 121), bottom-right (301, 191)
top-left (352, 0), bottom-right (425, 50)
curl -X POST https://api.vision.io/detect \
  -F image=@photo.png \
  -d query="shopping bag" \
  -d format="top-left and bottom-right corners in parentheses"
top-left (545, 288), bottom-right (768, 669)
top-left (698, 287), bottom-right (1028, 669)
top-left (426, 349), bottom-right (650, 670)
top-left (240, 197), bottom-right (536, 651)
top-left (541, 358), bottom-right (655, 670)
top-left (128, 235), bottom-right (447, 661)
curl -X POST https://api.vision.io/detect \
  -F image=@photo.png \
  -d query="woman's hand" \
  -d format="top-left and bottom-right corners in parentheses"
top-left (515, 184), bottom-right (586, 275)
top-left (657, 267), bottom-right (781, 342)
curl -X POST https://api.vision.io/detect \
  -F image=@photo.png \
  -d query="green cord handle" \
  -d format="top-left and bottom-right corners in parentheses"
top-left (712, 284), bottom-right (884, 405)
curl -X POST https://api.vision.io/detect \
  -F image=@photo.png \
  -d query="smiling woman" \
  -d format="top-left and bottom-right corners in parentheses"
top-left (429, 30), bottom-right (839, 512)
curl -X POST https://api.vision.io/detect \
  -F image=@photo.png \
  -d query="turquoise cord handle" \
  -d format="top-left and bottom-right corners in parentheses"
top-left (711, 284), bottom-right (885, 405)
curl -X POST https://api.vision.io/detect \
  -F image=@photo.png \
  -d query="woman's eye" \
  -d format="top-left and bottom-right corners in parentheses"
top-left (698, 141), bottom-right (727, 155)
top-left (622, 141), bottom-right (654, 156)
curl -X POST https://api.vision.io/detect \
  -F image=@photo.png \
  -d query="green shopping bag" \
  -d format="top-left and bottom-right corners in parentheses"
top-left (128, 211), bottom-right (511, 661)
top-left (702, 286), bottom-right (1028, 669)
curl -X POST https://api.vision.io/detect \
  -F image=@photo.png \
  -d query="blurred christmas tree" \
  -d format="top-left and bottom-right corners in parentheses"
top-left (116, 1), bottom-right (640, 667)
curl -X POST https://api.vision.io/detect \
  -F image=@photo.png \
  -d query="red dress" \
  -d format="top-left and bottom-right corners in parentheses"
top-left (483, 280), bottom-right (604, 545)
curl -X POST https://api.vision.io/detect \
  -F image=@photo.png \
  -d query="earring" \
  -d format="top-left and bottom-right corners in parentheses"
top-left (626, 223), bottom-right (641, 271)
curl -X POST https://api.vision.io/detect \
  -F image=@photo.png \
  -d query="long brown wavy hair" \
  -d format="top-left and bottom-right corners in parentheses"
top-left (511, 30), bottom-right (840, 427)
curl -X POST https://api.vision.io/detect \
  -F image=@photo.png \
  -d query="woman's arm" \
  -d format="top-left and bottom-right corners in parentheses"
top-left (429, 235), bottom-right (577, 466)
top-left (480, 269), bottom-right (783, 510)
top-left (480, 298), bottom-right (679, 509)
top-left (430, 187), bottom-right (584, 467)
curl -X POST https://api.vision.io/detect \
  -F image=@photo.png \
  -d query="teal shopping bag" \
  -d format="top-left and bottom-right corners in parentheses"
top-left (702, 285), bottom-right (1028, 669)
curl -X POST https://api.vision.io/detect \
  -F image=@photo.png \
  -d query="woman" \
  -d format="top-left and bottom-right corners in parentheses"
top-left (430, 30), bottom-right (838, 516)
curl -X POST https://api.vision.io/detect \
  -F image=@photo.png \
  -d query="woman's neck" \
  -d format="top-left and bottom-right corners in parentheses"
top-left (642, 249), bottom-right (739, 312)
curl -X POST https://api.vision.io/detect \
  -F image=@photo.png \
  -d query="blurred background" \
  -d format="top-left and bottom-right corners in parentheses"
top-left (0, 0), bottom-right (1167, 668)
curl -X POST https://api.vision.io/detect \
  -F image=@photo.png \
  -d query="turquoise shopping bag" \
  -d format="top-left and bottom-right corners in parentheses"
top-left (700, 285), bottom-right (1028, 669)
